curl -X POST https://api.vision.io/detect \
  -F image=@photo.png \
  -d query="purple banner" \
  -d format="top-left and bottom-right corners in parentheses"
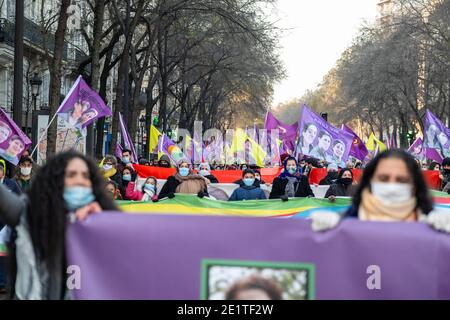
top-left (407, 138), bottom-right (424, 161)
top-left (297, 106), bottom-right (353, 166)
top-left (341, 124), bottom-right (368, 161)
top-left (264, 112), bottom-right (298, 154)
top-left (119, 113), bottom-right (138, 163)
top-left (67, 213), bottom-right (450, 299)
top-left (0, 107), bottom-right (32, 165)
top-left (57, 76), bottom-right (112, 128)
top-left (424, 110), bottom-right (450, 161)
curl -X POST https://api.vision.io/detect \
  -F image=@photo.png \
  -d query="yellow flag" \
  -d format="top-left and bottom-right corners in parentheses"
top-left (149, 125), bottom-right (161, 154)
top-left (366, 133), bottom-right (387, 152)
top-left (230, 128), bottom-right (266, 167)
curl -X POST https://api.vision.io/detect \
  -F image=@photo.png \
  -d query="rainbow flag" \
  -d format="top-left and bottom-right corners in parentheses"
top-left (118, 194), bottom-right (352, 218)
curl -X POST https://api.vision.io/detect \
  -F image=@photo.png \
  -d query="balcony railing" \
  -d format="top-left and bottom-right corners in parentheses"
top-left (0, 17), bottom-right (68, 59)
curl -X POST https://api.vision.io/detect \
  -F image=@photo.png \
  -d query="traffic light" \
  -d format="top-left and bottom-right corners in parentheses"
top-left (407, 131), bottom-right (415, 144)
top-left (152, 116), bottom-right (158, 126)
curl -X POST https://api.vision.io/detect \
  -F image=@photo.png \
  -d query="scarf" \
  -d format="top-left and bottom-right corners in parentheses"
top-left (358, 188), bottom-right (417, 222)
top-left (174, 173), bottom-right (207, 194)
top-left (103, 168), bottom-right (117, 179)
top-left (285, 176), bottom-right (298, 198)
top-left (142, 188), bottom-right (155, 201)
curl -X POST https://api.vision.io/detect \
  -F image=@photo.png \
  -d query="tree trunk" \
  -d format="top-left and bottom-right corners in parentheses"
top-left (46, 0), bottom-right (71, 158)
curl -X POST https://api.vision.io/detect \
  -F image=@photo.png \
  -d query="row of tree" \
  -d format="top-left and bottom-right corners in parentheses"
top-left (43, 0), bottom-right (284, 157)
top-left (275, 0), bottom-right (449, 148)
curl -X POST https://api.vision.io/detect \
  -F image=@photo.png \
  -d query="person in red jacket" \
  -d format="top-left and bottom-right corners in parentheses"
top-left (126, 176), bottom-right (158, 201)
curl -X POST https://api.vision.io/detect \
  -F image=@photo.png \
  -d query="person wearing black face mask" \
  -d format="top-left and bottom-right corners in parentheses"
top-left (319, 163), bottom-right (339, 185)
top-left (324, 168), bottom-right (356, 201)
top-left (442, 158), bottom-right (450, 193)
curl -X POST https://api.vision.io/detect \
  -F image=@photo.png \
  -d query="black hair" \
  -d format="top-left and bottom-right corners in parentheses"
top-left (338, 168), bottom-right (353, 179)
top-left (122, 149), bottom-right (132, 155)
top-left (351, 149), bottom-right (433, 215)
top-left (442, 157), bottom-right (450, 167)
top-left (242, 169), bottom-right (255, 177)
top-left (318, 131), bottom-right (331, 140)
top-left (26, 151), bottom-right (118, 278)
top-left (428, 161), bottom-right (440, 171)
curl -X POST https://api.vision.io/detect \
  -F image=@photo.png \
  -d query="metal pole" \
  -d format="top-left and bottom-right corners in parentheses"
top-left (13, 0), bottom-right (24, 127)
top-left (123, 0), bottom-right (131, 132)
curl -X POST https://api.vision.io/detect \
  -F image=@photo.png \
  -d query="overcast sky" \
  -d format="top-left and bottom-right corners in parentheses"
top-left (270, 0), bottom-right (380, 107)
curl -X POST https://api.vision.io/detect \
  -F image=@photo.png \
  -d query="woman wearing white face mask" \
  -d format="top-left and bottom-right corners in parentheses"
top-left (197, 163), bottom-right (219, 184)
top-left (311, 149), bottom-right (450, 233)
top-left (13, 156), bottom-right (35, 192)
top-left (158, 160), bottom-right (209, 199)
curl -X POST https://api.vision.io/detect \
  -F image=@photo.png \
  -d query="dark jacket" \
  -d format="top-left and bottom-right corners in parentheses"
top-left (204, 174), bottom-right (219, 184)
top-left (319, 173), bottom-right (339, 185)
top-left (234, 179), bottom-right (262, 187)
top-left (229, 185), bottom-right (266, 201)
top-left (158, 175), bottom-right (209, 199)
top-left (269, 176), bottom-right (314, 199)
top-left (2, 178), bottom-right (21, 195)
top-left (324, 183), bottom-right (356, 198)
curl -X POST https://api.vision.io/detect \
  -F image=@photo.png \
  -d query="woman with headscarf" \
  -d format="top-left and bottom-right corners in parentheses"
top-left (158, 160), bottom-right (209, 199)
top-left (269, 157), bottom-right (314, 199)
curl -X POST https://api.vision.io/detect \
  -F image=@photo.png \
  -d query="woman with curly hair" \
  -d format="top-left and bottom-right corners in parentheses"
top-left (0, 150), bottom-right (117, 299)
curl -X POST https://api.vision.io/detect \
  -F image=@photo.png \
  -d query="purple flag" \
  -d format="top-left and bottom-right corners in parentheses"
top-left (119, 113), bottom-right (138, 163)
top-left (424, 110), bottom-right (450, 161)
top-left (407, 138), bottom-right (424, 161)
top-left (341, 124), bottom-right (368, 161)
top-left (0, 107), bottom-right (32, 165)
top-left (264, 112), bottom-right (298, 154)
top-left (297, 106), bottom-right (353, 167)
top-left (115, 143), bottom-right (123, 160)
top-left (67, 212), bottom-right (450, 299)
top-left (57, 76), bottom-right (112, 128)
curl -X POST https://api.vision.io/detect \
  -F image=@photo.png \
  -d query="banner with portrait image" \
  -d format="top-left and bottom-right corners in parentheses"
top-left (423, 110), bottom-right (450, 162)
top-left (296, 106), bottom-right (353, 167)
top-left (56, 76), bottom-right (112, 129)
top-left (0, 107), bottom-right (32, 165)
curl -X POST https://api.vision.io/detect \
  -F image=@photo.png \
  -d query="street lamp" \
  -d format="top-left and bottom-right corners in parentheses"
top-left (26, 73), bottom-right (42, 136)
top-left (29, 73), bottom-right (42, 111)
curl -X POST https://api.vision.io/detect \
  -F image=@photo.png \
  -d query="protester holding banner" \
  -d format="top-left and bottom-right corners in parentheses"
top-left (158, 160), bottom-right (209, 199)
top-left (319, 163), bottom-right (339, 185)
top-left (126, 176), bottom-right (158, 201)
top-left (311, 150), bottom-right (450, 233)
top-left (0, 150), bottom-right (117, 299)
top-left (228, 169), bottom-right (266, 201)
top-left (269, 157), bottom-right (314, 199)
top-left (12, 156), bottom-right (35, 193)
top-left (324, 168), bottom-right (356, 200)
top-left (197, 163), bottom-right (219, 184)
